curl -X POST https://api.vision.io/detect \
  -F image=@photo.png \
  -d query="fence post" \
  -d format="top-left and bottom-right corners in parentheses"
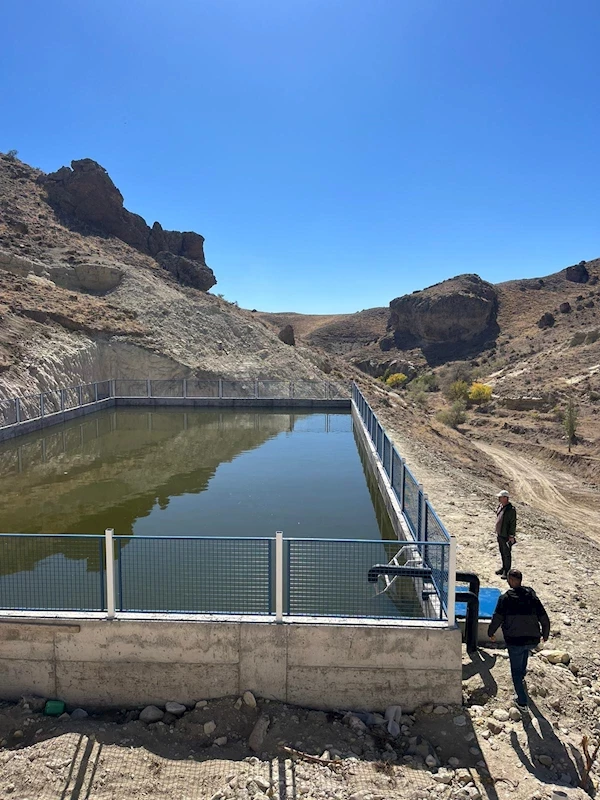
top-left (275, 531), bottom-right (284, 623)
top-left (15, 397), bottom-right (21, 424)
top-left (94, 382), bottom-right (98, 402)
top-left (399, 458), bottom-right (406, 510)
top-left (255, 379), bottom-right (259, 399)
top-left (40, 393), bottom-right (45, 418)
top-left (111, 379), bottom-right (116, 398)
top-left (60, 389), bottom-right (65, 411)
top-left (104, 528), bottom-right (116, 620)
top-left (146, 379), bottom-right (151, 398)
top-left (289, 382), bottom-right (294, 399)
top-left (418, 484), bottom-right (425, 538)
top-left (77, 385), bottom-right (83, 406)
top-left (183, 378), bottom-right (187, 398)
top-left (218, 379), bottom-right (223, 399)
top-left (447, 536), bottom-right (457, 627)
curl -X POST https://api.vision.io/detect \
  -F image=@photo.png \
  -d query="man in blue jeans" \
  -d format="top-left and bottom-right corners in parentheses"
top-left (488, 569), bottom-right (550, 710)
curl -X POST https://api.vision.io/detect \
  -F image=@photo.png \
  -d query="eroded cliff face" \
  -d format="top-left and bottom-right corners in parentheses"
top-left (41, 159), bottom-right (216, 291)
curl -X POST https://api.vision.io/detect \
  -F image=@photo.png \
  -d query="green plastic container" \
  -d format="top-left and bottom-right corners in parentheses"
top-left (44, 700), bottom-right (65, 716)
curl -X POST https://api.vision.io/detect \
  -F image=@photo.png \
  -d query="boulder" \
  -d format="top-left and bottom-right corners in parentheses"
top-left (559, 302), bottom-right (572, 314)
top-left (542, 650), bottom-right (571, 665)
top-left (278, 324), bottom-right (295, 346)
top-left (566, 262), bottom-right (590, 283)
top-left (70, 708), bottom-right (89, 720)
top-left (388, 274), bottom-right (498, 352)
top-left (165, 701), bottom-right (187, 716)
top-left (538, 312), bottom-right (555, 329)
top-left (243, 690), bottom-right (257, 708)
top-left (248, 714), bottom-right (270, 752)
top-left (139, 705), bottom-right (164, 723)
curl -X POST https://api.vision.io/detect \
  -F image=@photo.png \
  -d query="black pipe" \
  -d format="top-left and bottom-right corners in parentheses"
top-left (456, 570), bottom-right (480, 598)
top-left (456, 590), bottom-right (479, 653)
top-left (367, 565), bottom-right (433, 583)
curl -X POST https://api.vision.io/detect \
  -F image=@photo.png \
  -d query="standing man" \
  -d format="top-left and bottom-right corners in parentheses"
top-left (488, 569), bottom-right (550, 710)
top-left (495, 489), bottom-right (516, 579)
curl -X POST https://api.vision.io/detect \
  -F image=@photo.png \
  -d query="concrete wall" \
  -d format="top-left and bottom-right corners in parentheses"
top-left (0, 617), bottom-right (461, 711)
top-left (0, 399), bottom-right (115, 443)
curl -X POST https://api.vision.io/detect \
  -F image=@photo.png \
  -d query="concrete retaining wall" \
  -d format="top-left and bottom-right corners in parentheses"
top-left (0, 617), bottom-right (462, 711)
top-left (0, 397), bottom-right (350, 443)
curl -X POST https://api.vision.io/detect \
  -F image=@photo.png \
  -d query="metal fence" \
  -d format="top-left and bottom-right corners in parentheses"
top-left (0, 379), bottom-right (350, 429)
top-left (0, 531), bottom-right (447, 622)
top-left (351, 383), bottom-right (455, 619)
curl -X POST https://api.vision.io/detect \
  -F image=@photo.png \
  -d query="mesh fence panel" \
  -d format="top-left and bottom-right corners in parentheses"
top-left (221, 381), bottom-right (256, 399)
top-left (257, 380), bottom-right (289, 399)
top-left (391, 448), bottom-right (403, 502)
top-left (286, 539), bottom-right (427, 619)
top-left (403, 466), bottom-right (420, 537)
top-left (0, 535), bottom-right (105, 611)
top-left (116, 537), bottom-right (272, 614)
top-left (0, 397), bottom-right (17, 427)
top-left (18, 394), bottom-right (42, 421)
top-left (81, 384), bottom-right (96, 404)
top-left (96, 380), bottom-right (113, 400)
top-left (185, 379), bottom-right (220, 397)
top-left (425, 507), bottom-right (450, 615)
top-left (114, 380), bottom-right (148, 397)
top-left (150, 379), bottom-right (185, 397)
top-left (63, 387), bottom-right (81, 410)
top-left (41, 390), bottom-right (62, 415)
top-left (291, 381), bottom-right (328, 399)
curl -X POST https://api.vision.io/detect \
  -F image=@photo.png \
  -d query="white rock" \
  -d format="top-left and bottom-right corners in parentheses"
top-left (195, 700), bottom-right (207, 709)
top-left (214, 736), bottom-right (228, 746)
top-left (468, 705), bottom-right (485, 717)
top-left (492, 709), bottom-right (510, 722)
top-left (248, 714), bottom-right (270, 752)
top-left (243, 690), bottom-right (257, 708)
top-left (204, 720), bottom-right (216, 735)
top-left (432, 768), bottom-right (454, 784)
top-left (425, 754), bottom-right (437, 767)
top-left (233, 698), bottom-right (243, 710)
top-left (139, 705), bottom-right (164, 723)
top-left (433, 705), bottom-right (449, 715)
top-left (448, 757), bottom-right (460, 768)
top-left (165, 702), bottom-right (186, 716)
top-left (542, 650), bottom-right (571, 665)
top-left (508, 707), bottom-right (522, 721)
top-left (385, 705), bottom-right (402, 723)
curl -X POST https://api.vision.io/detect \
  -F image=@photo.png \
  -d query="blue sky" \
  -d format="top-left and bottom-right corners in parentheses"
top-left (2, 1), bottom-right (599, 313)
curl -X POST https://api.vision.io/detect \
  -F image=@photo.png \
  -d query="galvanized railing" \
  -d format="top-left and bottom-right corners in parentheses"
top-left (0, 531), bottom-right (449, 622)
top-left (351, 383), bottom-right (456, 620)
top-left (0, 379), bottom-right (351, 428)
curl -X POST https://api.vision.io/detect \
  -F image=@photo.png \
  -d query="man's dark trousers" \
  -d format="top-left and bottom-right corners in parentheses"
top-left (508, 644), bottom-right (530, 706)
top-left (497, 536), bottom-right (512, 574)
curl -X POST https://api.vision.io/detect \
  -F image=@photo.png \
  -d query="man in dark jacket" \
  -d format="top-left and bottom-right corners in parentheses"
top-left (495, 490), bottom-right (517, 579)
top-left (488, 569), bottom-right (550, 709)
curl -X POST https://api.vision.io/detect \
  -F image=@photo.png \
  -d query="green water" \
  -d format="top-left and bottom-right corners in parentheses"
top-left (0, 408), bottom-right (423, 617)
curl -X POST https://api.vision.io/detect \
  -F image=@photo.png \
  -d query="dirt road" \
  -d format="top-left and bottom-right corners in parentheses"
top-left (474, 440), bottom-right (600, 542)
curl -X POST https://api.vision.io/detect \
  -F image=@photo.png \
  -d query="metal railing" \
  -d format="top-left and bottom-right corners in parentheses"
top-left (351, 383), bottom-right (456, 621)
top-left (0, 379), bottom-right (351, 429)
top-left (0, 530), bottom-right (448, 622)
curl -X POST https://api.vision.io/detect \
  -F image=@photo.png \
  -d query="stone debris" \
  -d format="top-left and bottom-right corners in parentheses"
top-left (165, 701), bottom-right (186, 716)
top-left (453, 715), bottom-right (467, 726)
top-left (139, 705), bottom-right (164, 724)
top-left (70, 708), bottom-right (88, 720)
top-left (203, 720), bottom-right (217, 735)
top-left (542, 650), bottom-right (572, 665)
top-left (243, 691), bottom-right (257, 708)
top-left (492, 708), bottom-right (510, 722)
top-left (248, 714), bottom-right (270, 753)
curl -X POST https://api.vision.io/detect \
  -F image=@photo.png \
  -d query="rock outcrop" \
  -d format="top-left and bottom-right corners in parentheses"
top-left (387, 274), bottom-right (498, 359)
top-left (42, 159), bottom-right (216, 291)
top-left (565, 262), bottom-right (589, 283)
top-left (278, 324), bottom-right (295, 346)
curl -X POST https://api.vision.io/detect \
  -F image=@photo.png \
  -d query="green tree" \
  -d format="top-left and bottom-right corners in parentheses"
top-left (564, 396), bottom-right (578, 453)
top-left (436, 400), bottom-right (467, 429)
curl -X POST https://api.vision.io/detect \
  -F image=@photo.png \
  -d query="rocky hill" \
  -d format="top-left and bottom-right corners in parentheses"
top-left (0, 154), bottom-right (333, 399)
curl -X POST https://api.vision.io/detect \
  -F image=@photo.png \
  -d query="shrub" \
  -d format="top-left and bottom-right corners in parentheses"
top-left (386, 372), bottom-right (407, 388)
top-left (564, 396), bottom-right (578, 452)
top-left (409, 372), bottom-right (439, 393)
top-left (468, 382), bottom-right (492, 405)
top-left (586, 328), bottom-right (599, 344)
top-left (445, 379), bottom-right (470, 402)
top-left (437, 401), bottom-right (467, 429)
top-left (5, 149), bottom-right (18, 160)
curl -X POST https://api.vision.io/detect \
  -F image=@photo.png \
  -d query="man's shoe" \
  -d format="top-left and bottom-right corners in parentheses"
top-left (495, 569), bottom-right (504, 576)
top-left (500, 573), bottom-right (508, 580)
